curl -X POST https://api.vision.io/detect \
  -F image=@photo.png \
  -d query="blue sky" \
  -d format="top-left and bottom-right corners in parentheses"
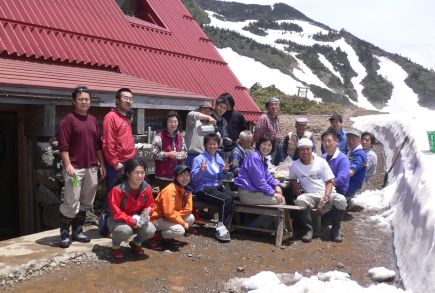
top-left (218, 0), bottom-right (435, 69)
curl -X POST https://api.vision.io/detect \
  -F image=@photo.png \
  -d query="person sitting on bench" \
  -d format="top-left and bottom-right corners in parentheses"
top-left (289, 138), bottom-right (347, 243)
top-left (234, 134), bottom-right (286, 229)
top-left (191, 133), bottom-right (234, 242)
top-left (234, 134), bottom-right (285, 205)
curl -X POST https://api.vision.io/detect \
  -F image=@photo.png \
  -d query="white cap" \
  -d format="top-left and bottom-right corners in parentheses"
top-left (297, 137), bottom-right (313, 148)
top-left (296, 117), bottom-right (308, 124)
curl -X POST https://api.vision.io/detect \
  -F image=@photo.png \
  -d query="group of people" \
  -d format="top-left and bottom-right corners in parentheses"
top-left (58, 87), bottom-right (378, 260)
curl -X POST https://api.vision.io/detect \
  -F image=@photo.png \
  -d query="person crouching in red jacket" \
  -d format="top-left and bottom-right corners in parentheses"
top-left (108, 158), bottom-right (155, 261)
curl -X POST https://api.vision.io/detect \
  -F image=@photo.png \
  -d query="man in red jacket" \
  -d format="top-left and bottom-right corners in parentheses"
top-left (103, 88), bottom-right (137, 192)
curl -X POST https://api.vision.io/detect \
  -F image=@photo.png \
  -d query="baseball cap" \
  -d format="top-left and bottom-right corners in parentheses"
top-left (329, 113), bottom-right (343, 122)
top-left (297, 137), bottom-right (313, 148)
top-left (173, 165), bottom-right (191, 177)
top-left (198, 101), bottom-right (213, 109)
top-left (346, 129), bottom-right (361, 138)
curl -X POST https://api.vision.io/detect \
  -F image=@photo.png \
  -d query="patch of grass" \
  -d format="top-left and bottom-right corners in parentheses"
top-left (250, 85), bottom-right (344, 115)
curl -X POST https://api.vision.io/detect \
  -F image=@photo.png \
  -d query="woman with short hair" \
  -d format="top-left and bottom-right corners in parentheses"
top-left (150, 165), bottom-right (195, 249)
top-left (234, 134), bottom-right (285, 205)
top-left (152, 111), bottom-right (187, 191)
top-left (361, 131), bottom-right (377, 182)
top-left (191, 133), bottom-right (234, 242)
top-left (107, 158), bottom-right (156, 261)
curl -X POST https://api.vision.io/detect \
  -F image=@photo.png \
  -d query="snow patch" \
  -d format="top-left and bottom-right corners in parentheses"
top-left (318, 53), bottom-right (344, 83)
top-left (217, 47), bottom-right (315, 99)
top-left (232, 270), bottom-right (405, 292)
top-left (368, 267), bottom-right (396, 282)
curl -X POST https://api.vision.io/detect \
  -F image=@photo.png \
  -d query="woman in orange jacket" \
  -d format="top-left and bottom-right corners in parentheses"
top-left (151, 165), bottom-right (195, 247)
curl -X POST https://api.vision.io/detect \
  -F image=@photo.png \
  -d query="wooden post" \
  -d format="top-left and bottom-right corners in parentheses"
top-left (137, 108), bottom-right (145, 135)
top-left (43, 104), bottom-right (56, 137)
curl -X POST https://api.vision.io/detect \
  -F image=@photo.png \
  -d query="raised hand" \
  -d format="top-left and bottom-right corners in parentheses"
top-left (201, 159), bottom-right (207, 172)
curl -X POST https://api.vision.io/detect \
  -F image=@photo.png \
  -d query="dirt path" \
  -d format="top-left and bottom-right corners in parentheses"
top-left (2, 111), bottom-right (400, 293)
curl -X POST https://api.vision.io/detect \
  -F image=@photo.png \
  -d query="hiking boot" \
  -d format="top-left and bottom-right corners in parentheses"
top-left (129, 241), bottom-right (146, 258)
top-left (330, 208), bottom-right (345, 242)
top-left (72, 211), bottom-right (90, 243)
top-left (59, 213), bottom-right (73, 248)
top-left (112, 248), bottom-right (124, 261)
top-left (147, 232), bottom-right (163, 250)
top-left (299, 207), bottom-right (313, 243)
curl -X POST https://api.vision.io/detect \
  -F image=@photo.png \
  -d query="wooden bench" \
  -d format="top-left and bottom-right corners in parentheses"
top-left (193, 197), bottom-right (321, 246)
top-left (231, 202), bottom-right (305, 246)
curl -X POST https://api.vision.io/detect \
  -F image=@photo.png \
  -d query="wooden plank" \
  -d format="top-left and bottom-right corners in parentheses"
top-left (234, 203), bottom-right (305, 211)
top-left (231, 225), bottom-right (275, 234)
top-left (233, 206), bottom-right (280, 217)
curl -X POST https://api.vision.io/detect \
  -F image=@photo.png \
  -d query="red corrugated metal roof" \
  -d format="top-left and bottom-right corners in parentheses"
top-left (0, 0), bottom-right (261, 120)
top-left (0, 57), bottom-right (209, 101)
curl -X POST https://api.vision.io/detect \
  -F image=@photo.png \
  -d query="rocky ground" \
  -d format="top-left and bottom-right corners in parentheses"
top-left (1, 111), bottom-right (399, 292)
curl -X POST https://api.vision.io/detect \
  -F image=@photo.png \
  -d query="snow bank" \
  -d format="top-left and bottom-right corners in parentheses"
top-left (353, 113), bottom-right (435, 292)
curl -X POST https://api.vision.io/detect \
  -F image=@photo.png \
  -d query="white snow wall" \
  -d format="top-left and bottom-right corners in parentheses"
top-left (353, 115), bottom-right (435, 292)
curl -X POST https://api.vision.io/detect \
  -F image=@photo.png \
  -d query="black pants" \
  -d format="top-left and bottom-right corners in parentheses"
top-left (197, 186), bottom-right (234, 227)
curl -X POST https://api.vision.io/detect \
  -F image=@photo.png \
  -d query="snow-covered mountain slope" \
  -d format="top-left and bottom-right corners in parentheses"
top-left (188, 0), bottom-right (435, 112)
top-left (206, 11), bottom-right (391, 110)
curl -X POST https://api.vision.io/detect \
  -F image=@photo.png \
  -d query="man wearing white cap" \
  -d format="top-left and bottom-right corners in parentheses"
top-left (289, 138), bottom-right (347, 242)
top-left (184, 101), bottom-right (217, 168)
top-left (283, 117), bottom-right (316, 161)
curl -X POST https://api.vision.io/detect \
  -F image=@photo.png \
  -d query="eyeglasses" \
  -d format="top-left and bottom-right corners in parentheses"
top-left (121, 95), bottom-right (134, 102)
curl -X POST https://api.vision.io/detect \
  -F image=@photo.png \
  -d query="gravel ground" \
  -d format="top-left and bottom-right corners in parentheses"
top-left (1, 111), bottom-right (399, 292)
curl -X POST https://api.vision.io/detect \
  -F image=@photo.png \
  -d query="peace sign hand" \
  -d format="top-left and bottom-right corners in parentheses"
top-left (200, 159), bottom-right (207, 172)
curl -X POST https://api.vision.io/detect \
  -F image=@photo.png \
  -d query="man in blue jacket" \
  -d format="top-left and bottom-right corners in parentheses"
top-left (345, 129), bottom-right (367, 208)
top-left (322, 114), bottom-right (348, 154)
top-left (321, 130), bottom-right (350, 195)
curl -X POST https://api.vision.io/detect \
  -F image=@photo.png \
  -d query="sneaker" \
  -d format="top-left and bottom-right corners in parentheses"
top-left (112, 248), bottom-right (124, 261)
top-left (215, 230), bottom-right (231, 242)
top-left (129, 241), bottom-right (146, 258)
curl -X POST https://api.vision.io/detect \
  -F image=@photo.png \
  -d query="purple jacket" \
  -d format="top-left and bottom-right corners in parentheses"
top-left (234, 150), bottom-right (279, 196)
top-left (322, 148), bottom-right (350, 195)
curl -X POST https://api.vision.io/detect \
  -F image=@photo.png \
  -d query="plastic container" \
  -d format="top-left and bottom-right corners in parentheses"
top-left (427, 131), bottom-right (435, 153)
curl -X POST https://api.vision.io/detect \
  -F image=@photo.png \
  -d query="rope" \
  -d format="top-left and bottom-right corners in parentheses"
top-left (382, 137), bottom-right (408, 188)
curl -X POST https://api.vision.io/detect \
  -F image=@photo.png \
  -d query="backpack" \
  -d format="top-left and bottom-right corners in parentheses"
top-left (98, 192), bottom-right (129, 237)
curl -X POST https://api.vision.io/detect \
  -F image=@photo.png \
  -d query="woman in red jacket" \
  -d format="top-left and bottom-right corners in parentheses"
top-left (107, 158), bottom-right (156, 261)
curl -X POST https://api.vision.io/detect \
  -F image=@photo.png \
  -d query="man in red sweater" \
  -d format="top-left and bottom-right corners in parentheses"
top-left (58, 86), bottom-right (106, 248)
top-left (103, 88), bottom-right (137, 191)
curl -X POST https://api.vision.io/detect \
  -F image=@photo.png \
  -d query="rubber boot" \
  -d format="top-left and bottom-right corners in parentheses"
top-left (330, 208), bottom-right (345, 242)
top-left (299, 207), bottom-right (313, 243)
top-left (72, 210), bottom-right (90, 243)
top-left (59, 213), bottom-right (73, 248)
